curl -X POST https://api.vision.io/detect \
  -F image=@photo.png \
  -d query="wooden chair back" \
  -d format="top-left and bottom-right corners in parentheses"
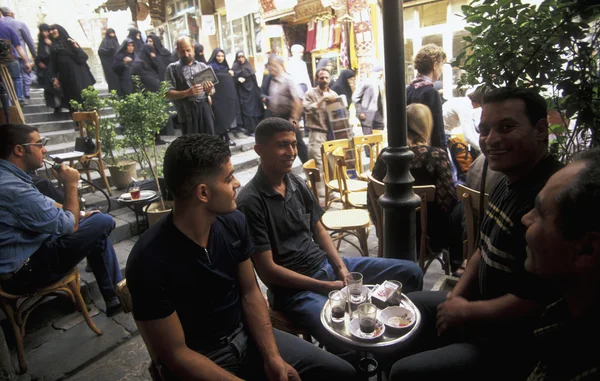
top-left (457, 184), bottom-right (489, 261)
top-left (302, 159), bottom-right (321, 201)
top-left (367, 174), bottom-right (436, 266)
top-left (321, 139), bottom-right (350, 185)
top-left (353, 134), bottom-right (383, 175)
top-left (70, 111), bottom-right (112, 195)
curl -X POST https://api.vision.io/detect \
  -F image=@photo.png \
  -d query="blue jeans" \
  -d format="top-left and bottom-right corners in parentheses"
top-left (5, 60), bottom-right (23, 101)
top-left (4, 213), bottom-right (123, 303)
top-left (193, 328), bottom-right (357, 380)
top-left (271, 257), bottom-right (423, 348)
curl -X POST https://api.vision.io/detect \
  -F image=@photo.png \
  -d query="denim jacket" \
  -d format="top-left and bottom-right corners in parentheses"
top-left (0, 160), bottom-right (75, 273)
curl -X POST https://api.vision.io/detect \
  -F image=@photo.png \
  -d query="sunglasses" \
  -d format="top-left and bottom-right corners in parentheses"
top-left (21, 137), bottom-right (49, 148)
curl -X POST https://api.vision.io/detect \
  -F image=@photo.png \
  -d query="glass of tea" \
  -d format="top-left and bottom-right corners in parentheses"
top-left (357, 303), bottom-right (378, 337)
top-left (328, 290), bottom-right (346, 324)
top-left (345, 272), bottom-right (363, 303)
top-left (129, 186), bottom-right (141, 200)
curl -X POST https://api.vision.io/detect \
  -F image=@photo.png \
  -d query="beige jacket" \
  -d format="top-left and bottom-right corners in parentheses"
top-left (303, 87), bottom-right (337, 133)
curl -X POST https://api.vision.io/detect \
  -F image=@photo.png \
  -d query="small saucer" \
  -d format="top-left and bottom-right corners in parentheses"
top-left (348, 318), bottom-right (385, 341)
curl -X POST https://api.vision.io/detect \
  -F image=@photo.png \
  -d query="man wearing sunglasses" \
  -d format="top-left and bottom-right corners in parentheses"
top-left (0, 124), bottom-right (123, 316)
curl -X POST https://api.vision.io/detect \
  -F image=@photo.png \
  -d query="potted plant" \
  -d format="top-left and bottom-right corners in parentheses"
top-left (71, 87), bottom-right (136, 189)
top-left (111, 77), bottom-right (173, 225)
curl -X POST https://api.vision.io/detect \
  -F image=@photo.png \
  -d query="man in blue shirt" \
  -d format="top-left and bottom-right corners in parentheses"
top-left (0, 7), bottom-right (36, 102)
top-left (0, 124), bottom-right (122, 316)
top-left (0, 20), bottom-right (31, 103)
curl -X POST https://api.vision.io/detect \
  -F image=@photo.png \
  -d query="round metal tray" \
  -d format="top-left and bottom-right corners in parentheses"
top-left (320, 285), bottom-right (421, 352)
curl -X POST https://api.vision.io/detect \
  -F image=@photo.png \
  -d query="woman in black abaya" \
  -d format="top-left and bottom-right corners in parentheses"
top-left (330, 69), bottom-right (355, 109)
top-left (146, 34), bottom-right (174, 81)
top-left (194, 44), bottom-right (206, 63)
top-left (35, 24), bottom-right (61, 110)
top-left (97, 28), bottom-right (120, 93)
top-left (132, 44), bottom-right (160, 92)
top-left (232, 51), bottom-right (263, 135)
top-left (47, 24), bottom-right (95, 111)
top-left (208, 48), bottom-right (243, 146)
top-left (126, 27), bottom-right (143, 51)
top-left (112, 38), bottom-right (135, 97)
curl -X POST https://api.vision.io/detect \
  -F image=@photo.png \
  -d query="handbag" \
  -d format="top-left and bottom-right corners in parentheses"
top-left (75, 136), bottom-right (96, 154)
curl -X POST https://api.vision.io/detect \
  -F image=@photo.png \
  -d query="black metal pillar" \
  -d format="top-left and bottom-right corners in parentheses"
top-left (379, 0), bottom-right (420, 261)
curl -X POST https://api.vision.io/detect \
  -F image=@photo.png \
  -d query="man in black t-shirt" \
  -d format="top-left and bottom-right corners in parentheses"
top-left (389, 88), bottom-right (564, 380)
top-left (126, 134), bottom-right (356, 380)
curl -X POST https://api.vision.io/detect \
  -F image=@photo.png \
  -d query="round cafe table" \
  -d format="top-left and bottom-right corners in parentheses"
top-left (116, 191), bottom-right (161, 234)
top-left (320, 285), bottom-right (422, 379)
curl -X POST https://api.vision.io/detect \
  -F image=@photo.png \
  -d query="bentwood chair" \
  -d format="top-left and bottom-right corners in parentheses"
top-left (368, 175), bottom-right (449, 274)
top-left (51, 111), bottom-right (112, 196)
top-left (353, 134), bottom-right (383, 181)
top-left (304, 164), bottom-right (371, 257)
top-left (302, 159), bottom-right (321, 203)
top-left (332, 147), bottom-right (368, 209)
top-left (321, 139), bottom-right (366, 208)
top-left (457, 184), bottom-right (489, 261)
top-left (0, 268), bottom-right (102, 374)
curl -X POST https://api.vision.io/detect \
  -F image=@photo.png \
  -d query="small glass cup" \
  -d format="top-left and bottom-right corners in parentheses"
top-left (129, 186), bottom-right (141, 200)
top-left (345, 272), bottom-right (363, 303)
top-left (357, 303), bottom-right (378, 337)
top-left (328, 290), bottom-right (346, 324)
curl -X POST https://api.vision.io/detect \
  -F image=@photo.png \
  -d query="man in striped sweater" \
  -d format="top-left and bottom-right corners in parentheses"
top-left (389, 88), bottom-right (563, 380)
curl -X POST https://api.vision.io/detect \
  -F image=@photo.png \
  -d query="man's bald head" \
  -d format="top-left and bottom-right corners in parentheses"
top-left (176, 36), bottom-right (195, 65)
top-left (176, 36), bottom-right (194, 50)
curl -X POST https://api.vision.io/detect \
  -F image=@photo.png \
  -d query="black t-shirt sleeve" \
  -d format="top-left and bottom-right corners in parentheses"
top-left (237, 198), bottom-right (272, 254)
top-left (127, 251), bottom-right (175, 321)
top-left (232, 211), bottom-right (254, 262)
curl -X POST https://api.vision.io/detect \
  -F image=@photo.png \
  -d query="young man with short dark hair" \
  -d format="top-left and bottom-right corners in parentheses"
top-left (237, 118), bottom-right (423, 352)
top-left (0, 123), bottom-right (122, 315)
top-left (389, 87), bottom-right (564, 380)
top-left (126, 133), bottom-right (356, 380)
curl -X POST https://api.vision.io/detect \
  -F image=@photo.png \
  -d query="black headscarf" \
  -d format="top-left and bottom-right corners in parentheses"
top-left (116, 38), bottom-right (135, 56)
top-left (98, 28), bottom-right (119, 57)
top-left (194, 43), bottom-right (206, 63)
top-left (331, 69), bottom-right (355, 106)
top-left (207, 48), bottom-right (230, 72)
top-left (37, 24), bottom-right (51, 60)
top-left (49, 24), bottom-right (76, 57)
top-left (147, 34), bottom-right (170, 57)
top-left (132, 43), bottom-right (158, 73)
top-left (127, 27), bottom-right (143, 50)
top-left (232, 50), bottom-right (255, 77)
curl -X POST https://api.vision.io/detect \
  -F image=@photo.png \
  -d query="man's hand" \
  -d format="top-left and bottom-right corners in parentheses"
top-left (336, 266), bottom-right (350, 286)
top-left (436, 293), bottom-right (470, 337)
top-left (228, 70), bottom-right (234, 76)
top-left (327, 95), bottom-right (338, 102)
top-left (52, 78), bottom-right (60, 89)
top-left (187, 84), bottom-right (204, 97)
top-left (23, 62), bottom-right (32, 73)
top-left (124, 56), bottom-right (133, 64)
top-left (38, 62), bottom-right (46, 69)
top-left (319, 280), bottom-right (344, 295)
top-left (264, 356), bottom-right (301, 381)
top-left (238, 77), bottom-right (246, 83)
top-left (202, 81), bottom-right (214, 94)
top-left (52, 164), bottom-right (80, 186)
top-left (359, 113), bottom-right (366, 121)
top-left (82, 210), bottom-right (100, 219)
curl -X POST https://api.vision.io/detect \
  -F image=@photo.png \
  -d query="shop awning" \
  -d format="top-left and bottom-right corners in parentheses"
top-left (225, 0), bottom-right (260, 22)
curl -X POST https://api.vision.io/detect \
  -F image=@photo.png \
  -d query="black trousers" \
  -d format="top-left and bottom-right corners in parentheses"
top-left (388, 291), bottom-right (536, 381)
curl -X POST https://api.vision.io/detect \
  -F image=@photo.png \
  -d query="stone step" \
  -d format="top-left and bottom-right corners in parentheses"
top-left (24, 108), bottom-right (114, 124)
top-left (26, 91), bottom-right (109, 101)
